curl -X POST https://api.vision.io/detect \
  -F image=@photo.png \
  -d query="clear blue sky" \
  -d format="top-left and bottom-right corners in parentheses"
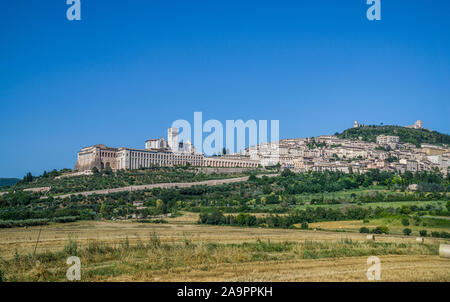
top-left (1, 1), bottom-right (449, 178)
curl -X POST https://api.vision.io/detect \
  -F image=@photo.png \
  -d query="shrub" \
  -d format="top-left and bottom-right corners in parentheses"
top-left (301, 222), bottom-right (309, 229)
top-left (248, 174), bottom-right (258, 182)
top-left (430, 231), bottom-right (450, 238)
top-left (0, 219), bottom-right (49, 228)
top-left (359, 227), bottom-right (370, 233)
top-left (120, 236), bottom-right (130, 249)
top-left (419, 230), bottom-right (427, 237)
top-left (403, 228), bottom-right (412, 236)
top-left (401, 218), bottom-right (410, 226)
top-left (372, 226), bottom-right (389, 234)
top-left (0, 270), bottom-right (5, 282)
top-left (63, 237), bottom-right (78, 256)
top-left (149, 232), bottom-right (161, 248)
top-left (136, 219), bottom-right (167, 224)
top-left (53, 216), bottom-right (78, 223)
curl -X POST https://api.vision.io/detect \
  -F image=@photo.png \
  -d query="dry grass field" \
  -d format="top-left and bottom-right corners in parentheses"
top-left (0, 213), bottom-right (449, 282)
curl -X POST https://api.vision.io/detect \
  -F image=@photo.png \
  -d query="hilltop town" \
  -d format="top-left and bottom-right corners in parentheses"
top-left (250, 120), bottom-right (449, 176)
top-left (72, 120), bottom-right (450, 177)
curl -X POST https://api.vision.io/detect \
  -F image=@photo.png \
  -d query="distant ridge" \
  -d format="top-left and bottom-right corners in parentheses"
top-left (337, 125), bottom-right (450, 147)
top-left (0, 178), bottom-right (20, 188)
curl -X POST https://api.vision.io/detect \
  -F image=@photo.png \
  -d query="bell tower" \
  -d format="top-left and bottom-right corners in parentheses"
top-left (168, 127), bottom-right (179, 151)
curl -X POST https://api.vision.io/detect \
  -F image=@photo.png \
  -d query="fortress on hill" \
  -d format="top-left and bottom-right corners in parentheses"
top-left (74, 127), bottom-right (259, 172)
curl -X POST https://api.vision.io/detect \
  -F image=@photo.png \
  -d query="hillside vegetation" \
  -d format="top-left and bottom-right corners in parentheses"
top-left (1, 168), bottom-right (450, 281)
top-left (337, 125), bottom-right (450, 147)
top-left (1, 169), bottom-right (449, 237)
top-left (4, 166), bottom-right (254, 194)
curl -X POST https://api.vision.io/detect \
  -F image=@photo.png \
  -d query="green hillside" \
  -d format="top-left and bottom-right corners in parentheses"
top-left (2, 167), bottom-right (257, 195)
top-left (0, 178), bottom-right (20, 188)
top-left (337, 125), bottom-right (450, 147)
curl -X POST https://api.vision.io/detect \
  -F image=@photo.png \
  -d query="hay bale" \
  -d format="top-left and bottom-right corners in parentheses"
top-left (366, 234), bottom-right (375, 240)
top-left (439, 244), bottom-right (450, 258)
top-left (416, 237), bottom-right (424, 243)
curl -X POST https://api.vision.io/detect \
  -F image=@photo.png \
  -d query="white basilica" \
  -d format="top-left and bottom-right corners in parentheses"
top-left (74, 127), bottom-right (259, 172)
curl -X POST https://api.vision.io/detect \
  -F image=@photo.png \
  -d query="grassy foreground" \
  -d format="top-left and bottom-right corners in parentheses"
top-left (0, 235), bottom-right (445, 282)
top-left (0, 218), bottom-right (449, 281)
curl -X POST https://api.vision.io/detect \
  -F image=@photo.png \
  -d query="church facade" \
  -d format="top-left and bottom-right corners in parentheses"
top-left (74, 128), bottom-right (259, 172)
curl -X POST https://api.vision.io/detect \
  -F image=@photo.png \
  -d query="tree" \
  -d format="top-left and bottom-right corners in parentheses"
top-left (399, 205), bottom-right (411, 215)
top-left (401, 218), bottom-right (410, 226)
top-left (281, 168), bottom-right (295, 177)
top-left (403, 228), bottom-right (412, 236)
top-left (373, 226), bottom-right (389, 234)
top-left (156, 199), bottom-right (164, 212)
top-left (104, 166), bottom-right (113, 175)
top-left (203, 210), bottom-right (225, 225)
top-left (359, 227), bottom-right (370, 233)
top-left (266, 192), bottom-right (278, 204)
top-left (260, 196), bottom-right (266, 205)
top-left (24, 172), bottom-right (33, 183)
top-left (100, 202), bottom-right (111, 219)
top-left (419, 230), bottom-right (427, 237)
top-left (348, 166), bottom-right (354, 174)
top-left (248, 174), bottom-right (258, 182)
top-left (262, 185), bottom-right (272, 195)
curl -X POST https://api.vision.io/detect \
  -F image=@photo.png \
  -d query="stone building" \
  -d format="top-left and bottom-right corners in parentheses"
top-left (74, 122), bottom-right (448, 176)
top-left (406, 120), bottom-right (423, 129)
top-left (74, 128), bottom-right (256, 172)
top-left (74, 144), bottom-right (120, 172)
top-left (145, 138), bottom-right (168, 149)
top-left (203, 156), bottom-right (259, 168)
top-left (376, 135), bottom-right (400, 146)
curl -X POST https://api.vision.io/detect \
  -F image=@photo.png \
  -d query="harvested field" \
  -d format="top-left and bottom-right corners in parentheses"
top-left (138, 255), bottom-right (450, 282)
top-left (0, 218), bottom-right (449, 281)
